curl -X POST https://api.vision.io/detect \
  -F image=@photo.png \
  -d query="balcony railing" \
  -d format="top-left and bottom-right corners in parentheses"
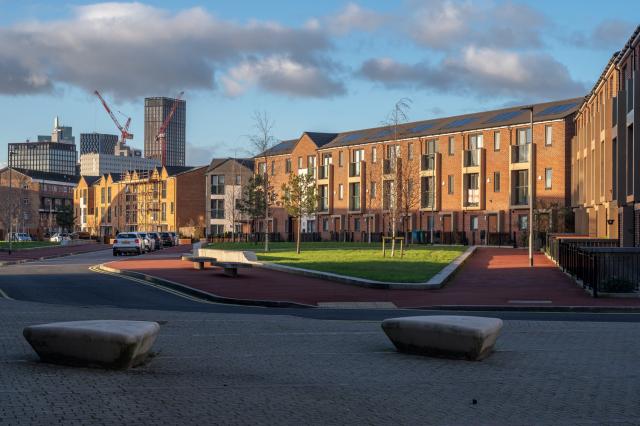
top-left (383, 159), bottom-right (396, 175)
top-left (319, 197), bottom-right (329, 212)
top-left (306, 167), bottom-right (316, 177)
top-left (318, 164), bottom-right (330, 180)
top-left (513, 187), bottom-right (529, 205)
top-left (465, 189), bottom-right (479, 207)
top-left (511, 144), bottom-right (530, 163)
top-left (211, 185), bottom-right (225, 195)
top-left (349, 196), bottom-right (361, 211)
top-left (349, 162), bottom-right (361, 177)
top-left (421, 154), bottom-right (435, 171)
top-left (421, 192), bottom-right (435, 209)
top-left (463, 149), bottom-right (480, 167)
top-left (628, 77), bottom-right (634, 112)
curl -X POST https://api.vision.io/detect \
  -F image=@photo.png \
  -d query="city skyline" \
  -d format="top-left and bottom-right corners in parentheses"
top-left (0, 1), bottom-right (638, 167)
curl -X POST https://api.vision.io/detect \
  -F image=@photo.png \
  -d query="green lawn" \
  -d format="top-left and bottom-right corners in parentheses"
top-left (0, 241), bottom-right (60, 250)
top-left (205, 241), bottom-right (466, 283)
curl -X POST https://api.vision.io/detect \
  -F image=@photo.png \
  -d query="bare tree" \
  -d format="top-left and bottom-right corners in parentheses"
top-left (382, 98), bottom-right (412, 257)
top-left (397, 151), bottom-right (421, 253)
top-left (249, 111), bottom-right (277, 252)
top-left (364, 149), bottom-right (381, 244)
top-left (281, 172), bottom-right (318, 254)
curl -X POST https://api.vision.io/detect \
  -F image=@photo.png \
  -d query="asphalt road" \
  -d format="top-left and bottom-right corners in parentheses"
top-left (1, 249), bottom-right (640, 323)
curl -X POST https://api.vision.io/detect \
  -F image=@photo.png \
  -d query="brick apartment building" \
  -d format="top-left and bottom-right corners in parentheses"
top-left (74, 165), bottom-right (206, 238)
top-left (204, 158), bottom-right (254, 237)
top-left (572, 25), bottom-right (640, 246)
top-left (255, 99), bottom-right (580, 245)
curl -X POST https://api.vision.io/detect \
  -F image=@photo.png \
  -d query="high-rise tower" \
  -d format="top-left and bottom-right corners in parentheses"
top-left (144, 97), bottom-right (186, 166)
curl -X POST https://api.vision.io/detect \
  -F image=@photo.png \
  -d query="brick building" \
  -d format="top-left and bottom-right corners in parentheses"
top-left (572, 25), bottom-right (640, 246)
top-left (255, 99), bottom-right (580, 245)
top-left (74, 166), bottom-right (206, 238)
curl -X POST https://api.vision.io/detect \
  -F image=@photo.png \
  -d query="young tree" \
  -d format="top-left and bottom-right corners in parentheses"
top-left (249, 111), bottom-right (277, 252)
top-left (55, 204), bottom-right (76, 232)
top-left (281, 172), bottom-right (318, 254)
top-left (383, 98), bottom-right (412, 257)
top-left (238, 174), bottom-right (275, 246)
top-left (397, 151), bottom-right (421, 253)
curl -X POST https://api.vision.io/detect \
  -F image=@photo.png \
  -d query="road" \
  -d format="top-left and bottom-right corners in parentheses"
top-left (1, 249), bottom-right (639, 322)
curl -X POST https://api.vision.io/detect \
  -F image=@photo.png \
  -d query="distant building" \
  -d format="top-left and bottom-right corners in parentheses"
top-left (204, 158), bottom-right (254, 237)
top-left (80, 153), bottom-right (160, 176)
top-left (144, 97), bottom-right (186, 167)
top-left (9, 117), bottom-right (78, 176)
top-left (80, 133), bottom-right (119, 155)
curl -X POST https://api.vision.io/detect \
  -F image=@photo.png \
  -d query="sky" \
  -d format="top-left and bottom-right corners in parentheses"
top-left (0, 0), bottom-right (638, 167)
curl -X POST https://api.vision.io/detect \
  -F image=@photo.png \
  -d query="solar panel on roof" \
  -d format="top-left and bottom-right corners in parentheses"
top-left (442, 117), bottom-right (478, 129)
top-left (341, 133), bottom-right (362, 143)
top-left (373, 129), bottom-right (392, 138)
top-left (407, 123), bottom-right (436, 133)
top-left (535, 102), bottom-right (579, 116)
top-left (484, 110), bottom-right (523, 124)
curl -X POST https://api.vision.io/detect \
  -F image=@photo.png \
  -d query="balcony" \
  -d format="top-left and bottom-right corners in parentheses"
top-left (463, 149), bottom-right (480, 167)
top-left (349, 162), bottom-right (361, 177)
top-left (319, 197), bottom-right (329, 212)
top-left (421, 154), bottom-right (435, 171)
top-left (421, 191), bottom-right (435, 209)
top-left (511, 144), bottom-right (530, 163)
top-left (349, 196), bottom-right (361, 212)
top-left (318, 164), bottom-right (330, 180)
top-left (512, 187), bottom-right (529, 206)
top-left (383, 159), bottom-right (396, 175)
top-left (306, 167), bottom-right (316, 177)
top-left (464, 189), bottom-right (479, 207)
top-left (211, 185), bottom-right (225, 195)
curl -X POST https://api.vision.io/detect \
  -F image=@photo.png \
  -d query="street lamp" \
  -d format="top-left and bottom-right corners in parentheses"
top-left (520, 105), bottom-right (534, 267)
top-left (7, 149), bottom-right (14, 255)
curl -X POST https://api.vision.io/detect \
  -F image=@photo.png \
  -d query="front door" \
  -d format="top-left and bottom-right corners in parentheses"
top-left (488, 214), bottom-right (498, 233)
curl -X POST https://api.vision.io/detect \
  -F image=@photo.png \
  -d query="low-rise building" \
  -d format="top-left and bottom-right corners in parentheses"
top-left (79, 152), bottom-right (160, 176)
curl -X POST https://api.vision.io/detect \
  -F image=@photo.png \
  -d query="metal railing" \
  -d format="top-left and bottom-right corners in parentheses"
top-left (421, 192), bottom-right (434, 209)
top-left (349, 162), bottom-right (361, 177)
top-left (318, 197), bottom-right (329, 212)
top-left (421, 154), bottom-right (435, 171)
top-left (511, 144), bottom-right (529, 163)
top-left (513, 187), bottom-right (529, 206)
top-left (349, 196), bottom-right (360, 211)
top-left (383, 159), bottom-right (395, 175)
top-left (318, 164), bottom-right (330, 180)
top-left (465, 189), bottom-right (479, 207)
top-left (463, 149), bottom-right (480, 167)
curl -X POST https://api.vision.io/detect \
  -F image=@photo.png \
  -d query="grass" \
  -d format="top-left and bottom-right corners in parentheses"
top-left (0, 241), bottom-right (60, 250)
top-left (205, 241), bottom-right (466, 283)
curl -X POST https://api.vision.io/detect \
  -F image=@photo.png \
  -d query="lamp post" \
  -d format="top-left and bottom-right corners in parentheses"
top-left (520, 105), bottom-right (534, 267)
top-left (7, 149), bottom-right (14, 255)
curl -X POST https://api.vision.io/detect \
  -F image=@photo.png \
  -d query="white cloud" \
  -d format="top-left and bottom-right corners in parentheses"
top-left (325, 3), bottom-right (387, 35)
top-left (568, 19), bottom-right (637, 50)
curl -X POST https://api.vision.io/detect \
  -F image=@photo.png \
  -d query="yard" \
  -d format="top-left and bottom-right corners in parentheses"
top-left (205, 242), bottom-right (466, 283)
top-left (0, 241), bottom-right (59, 250)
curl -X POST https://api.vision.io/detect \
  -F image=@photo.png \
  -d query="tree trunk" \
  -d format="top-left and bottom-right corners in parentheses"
top-left (391, 217), bottom-right (396, 258)
top-left (296, 217), bottom-right (301, 254)
top-left (367, 217), bottom-right (371, 244)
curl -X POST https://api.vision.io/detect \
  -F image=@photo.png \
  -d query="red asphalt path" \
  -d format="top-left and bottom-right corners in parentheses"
top-left (105, 247), bottom-right (640, 308)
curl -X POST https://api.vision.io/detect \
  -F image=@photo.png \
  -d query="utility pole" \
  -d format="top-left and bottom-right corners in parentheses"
top-left (7, 150), bottom-right (13, 255)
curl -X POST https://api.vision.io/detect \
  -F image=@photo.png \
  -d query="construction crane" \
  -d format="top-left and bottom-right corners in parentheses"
top-left (94, 90), bottom-right (133, 145)
top-left (155, 91), bottom-right (184, 166)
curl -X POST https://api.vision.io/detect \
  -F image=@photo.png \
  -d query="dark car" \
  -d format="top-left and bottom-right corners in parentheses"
top-left (159, 232), bottom-right (174, 247)
top-left (147, 232), bottom-right (163, 250)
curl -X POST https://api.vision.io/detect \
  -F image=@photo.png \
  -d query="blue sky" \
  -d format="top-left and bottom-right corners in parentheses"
top-left (0, 0), bottom-right (638, 166)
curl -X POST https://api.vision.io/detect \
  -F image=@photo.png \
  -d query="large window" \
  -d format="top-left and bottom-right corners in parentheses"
top-left (494, 132), bottom-right (501, 151)
top-left (448, 137), bottom-right (455, 155)
top-left (517, 128), bottom-right (531, 145)
top-left (545, 168), bottom-right (552, 190)
top-left (319, 185), bottom-right (329, 211)
top-left (210, 175), bottom-right (225, 195)
top-left (545, 125), bottom-right (553, 146)
top-left (285, 158), bottom-right (292, 173)
top-left (468, 133), bottom-right (483, 149)
top-left (349, 182), bottom-right (360, 210)
top-left (211, 199), bottom-right (225, 219)
top-left (514, 170), bottom-right (529, 205)
top-left (421, 176), bottom-right (435, 208)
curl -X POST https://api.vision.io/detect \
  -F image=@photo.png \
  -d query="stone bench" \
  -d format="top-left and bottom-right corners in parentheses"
top-left (181, 256), bottom-right (217, 270)
top-left (23, 320), bottom-right (160, 369)
top-left (381, 315), bottom-right (503, 361)
top-left (212, 262), bottom-right (252, 277)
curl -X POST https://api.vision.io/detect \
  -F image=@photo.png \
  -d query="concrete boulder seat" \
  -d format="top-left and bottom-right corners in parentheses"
top-left (23, 320), bottom-right (160, 369)
top-left (381, 315), bottom-right (503, 361)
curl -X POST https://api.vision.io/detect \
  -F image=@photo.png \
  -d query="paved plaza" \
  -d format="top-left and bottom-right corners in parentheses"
top-left (2, 298), bottom-right (640, 425)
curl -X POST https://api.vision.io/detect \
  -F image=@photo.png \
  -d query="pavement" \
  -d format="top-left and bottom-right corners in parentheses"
top-left (105, 247), bottom-right (640, 309)
top-left (0, 242), bottom-right (109, 265)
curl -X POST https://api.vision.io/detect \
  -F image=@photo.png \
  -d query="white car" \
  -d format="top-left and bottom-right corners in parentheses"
top-left (50, 233), bottom-right (71, 243)
top-left (112, 233), bottom-right (144, 256)
top-left (169, 232), bottom-right (179, 246)
top-left (136, 232), bottom-right (155, 252)
top-left (10, 233), bottom-right (32, 242)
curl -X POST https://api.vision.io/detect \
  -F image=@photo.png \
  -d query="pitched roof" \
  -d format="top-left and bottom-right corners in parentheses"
top-left (164, 166), bottom-right (199, 176)
top-left (259, 139), bottom-right (297, 157)
top-left (206, 158), bottom-right (254, 173)
top-left (11, 168), bottom-right (79, 184)
top-left (319, 97), bottom-right (583, 150)
top-left (304, 132), bottom-right (338, 147)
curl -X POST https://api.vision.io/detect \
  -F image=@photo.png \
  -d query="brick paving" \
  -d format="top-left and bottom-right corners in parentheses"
top-left (0, 243), bottom-right (109, 264)
top-left (106, 247), bottom-right (640, 308)
top-left (2, 298), bottom-right (640, 425)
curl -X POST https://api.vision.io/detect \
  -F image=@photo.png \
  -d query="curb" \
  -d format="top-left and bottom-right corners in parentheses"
top-left (257, 246), bottom-right (476, 290)
top-left (426, 304), bottom-right (640, 313)
top-left (0, 247), bottom-right (110, 267)
top-left (96, 263), bottom-right (315, 309)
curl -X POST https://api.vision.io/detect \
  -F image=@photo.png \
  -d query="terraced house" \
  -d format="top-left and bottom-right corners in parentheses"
top-left (256, 99), bottom-right (580, 245)
top-left (572, 25), bottom-right (640, 246)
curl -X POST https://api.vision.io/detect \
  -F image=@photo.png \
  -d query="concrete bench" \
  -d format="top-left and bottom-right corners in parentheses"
top-left (381, 315), bottom-right (503, 361)
top-left (23, 320), bottom-right (160, 369)
top-left (181, 256), bottom-right (217, 270)
top-left (212, 262), bottom-right (252, 277)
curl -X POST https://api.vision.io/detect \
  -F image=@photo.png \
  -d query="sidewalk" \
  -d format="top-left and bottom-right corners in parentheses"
top-left (105, 247), bottom-right (640, 309)
top-left (0, 243), bottom-right (109, 265)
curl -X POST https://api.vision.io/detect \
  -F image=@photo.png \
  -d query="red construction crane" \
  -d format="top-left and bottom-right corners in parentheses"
top-left (155, 91), bottom-right (184, 166)
top-left (94, 90), bottom-right (133, 145)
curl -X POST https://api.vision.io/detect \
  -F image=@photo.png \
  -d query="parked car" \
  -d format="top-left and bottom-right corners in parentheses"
top-left (168, 231), bottom-right (179, 245)
top-left (50, 233), bottom-right (71, 243)
top-left (112, 233), bottom-right (144, 256)
top-left (10, 233), bottom-right (32, 242)
top-left (147, 232), bottom-right (163, 250)
top-left (159, 232), bottom-right (174, 247)
top-left (136, 232), bottom-right (155, 252)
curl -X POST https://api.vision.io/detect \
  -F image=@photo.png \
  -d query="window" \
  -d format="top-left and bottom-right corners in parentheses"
top-left (408, 143), bottom-right (414, 160)
top-left (354, 218), bottom-right (361, 231)
top-left (285, 158), bottom-right (292, 173)
top-left (210, 175), bottom-right (225, 195)
top-left (370, 181), bottom-right (377, 198)
top-left (160, 181), bottom-right (166, 198)
top-left (469, 133), bottom-right (483, 149)
top-left (448, 137), bottom-right (455, 155)
top-left (514, 170), bottom-right (529, 205)
top-left (448, 175), bottom-right (454, 195)
top-left (518, 215), bottom-right (528, 230)
top-left (258, 162), bottom-right (266, 174)
top-left (494, 172), bottom-right (500, 192)
top-left (338, 151), bottom-right (344, 167)
top-left (235, 174), bottom-right (241, 185)
top-left (210, 224), bottom-right (224, 236)
top-left (494, 132), bottom-right (500, 151)
top-left (545, 125), bottom-right (553, 146)
top-left (161, 202), bottom-right (166, 221)
top-left (319, 185), bottom-right (329, 211)
top-left (271, 160), bottom-right (275, 176)
top-left (349, 182), bottom-right (360, 210)
top-left (297, 156), bottom-right (303, 169)
top-left (338, 184), bottom-right (344, 199)
top-left (427, 215), bottom-right (434, 230)
top-left (372, 147), bottom-right (377, 163)
top-left (211, 199), bottom-right (225, 219)
top-left (470, 216), bottom-right (478, 230)
top-left (545, 168), bottom-right (552, 189)
top-left (517, 127), bottom-right (531, 145)
top-left (322, 218), bottom-right (329, 232)
top-left (101, 188), bottom-right (105, 204)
